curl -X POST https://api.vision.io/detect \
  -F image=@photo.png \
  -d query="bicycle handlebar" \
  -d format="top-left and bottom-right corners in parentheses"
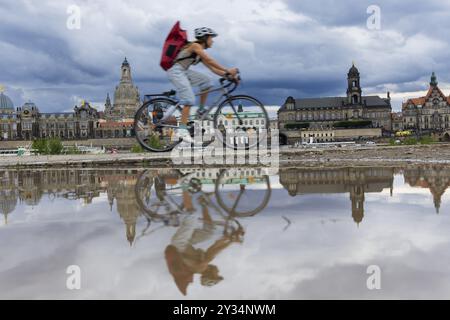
top-left (219, 69), bottom-right (241, 94)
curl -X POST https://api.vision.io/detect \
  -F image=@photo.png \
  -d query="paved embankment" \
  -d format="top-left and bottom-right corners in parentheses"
top-left (1, 143), bottom-right (450, 169)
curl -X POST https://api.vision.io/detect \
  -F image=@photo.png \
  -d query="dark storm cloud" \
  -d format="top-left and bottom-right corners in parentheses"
top-left (0, 0), bottom-right (449, 112)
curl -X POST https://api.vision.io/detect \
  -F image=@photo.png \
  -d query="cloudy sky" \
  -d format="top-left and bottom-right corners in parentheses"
top-left (1, 0), bottom-right (450, 113)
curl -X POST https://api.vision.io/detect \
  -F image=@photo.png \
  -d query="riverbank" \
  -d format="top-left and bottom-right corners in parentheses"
top-left (1, 143), bottom-right (450, 169)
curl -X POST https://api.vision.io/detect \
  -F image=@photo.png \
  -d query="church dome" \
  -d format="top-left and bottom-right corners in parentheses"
top-left (21, 101), bottom-right (39, 113)
top-left (0, 92), bottom-right (14, 110)
top-left (114, 83), bottom-right (140, 102)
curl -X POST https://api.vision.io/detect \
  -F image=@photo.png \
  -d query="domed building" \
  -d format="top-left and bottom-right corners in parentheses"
top-left (0, 92), bottom-right (14, 112)
top-left (108, 58), bottom-right (141, 120)
top-left (0, 58), bottom-right (141, 141)
top-left (96, 58), bottom-right (140, 138)
top-left (0, 91), bottom-right (18, 140)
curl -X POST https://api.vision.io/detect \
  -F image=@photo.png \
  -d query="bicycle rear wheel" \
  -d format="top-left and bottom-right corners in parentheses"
top-left (134, 98), bottom-right (182, 152)
top-left (213, 95), bottom-right (269, 150)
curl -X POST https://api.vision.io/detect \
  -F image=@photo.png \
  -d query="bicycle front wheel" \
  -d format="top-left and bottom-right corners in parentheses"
top-left (213, 95), bottom-right (269, 150)
top-left (134, 98), bottom-right (182, 152)
top-left (214, 168), bottom-right (272, 217)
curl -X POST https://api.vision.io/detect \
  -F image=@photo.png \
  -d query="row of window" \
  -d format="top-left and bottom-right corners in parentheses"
top-left (283, 111), bottom-right (388, 121)
top-left (218, 119), bottom-right (265, 126)
top-left (302, 132), bottom-right (334, 138)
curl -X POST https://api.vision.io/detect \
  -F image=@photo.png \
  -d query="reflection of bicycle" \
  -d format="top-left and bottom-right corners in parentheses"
top-left (135, 169), bottom-right (271, 221)
top-left (133, 72), bottom-right (269, 152)
top-left (214, 169), bottom-right (271, 217)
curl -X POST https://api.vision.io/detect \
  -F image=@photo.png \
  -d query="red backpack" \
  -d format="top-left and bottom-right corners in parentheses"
top-left (160, 21), bottom-right (188, 71)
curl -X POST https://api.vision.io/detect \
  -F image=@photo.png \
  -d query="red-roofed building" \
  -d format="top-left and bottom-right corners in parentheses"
top-left (402, 72), bottom-right (450, 132)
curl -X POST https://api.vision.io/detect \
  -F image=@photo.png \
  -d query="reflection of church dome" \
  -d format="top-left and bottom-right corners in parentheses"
top-left (115, 180), bottom-right (142, 246)
top-left (0, 92), bottom-right (14, 110)
top-left (0, 190), bottom-right (17, 224)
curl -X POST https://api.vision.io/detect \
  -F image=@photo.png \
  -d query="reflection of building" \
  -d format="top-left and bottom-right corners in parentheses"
top-left (403, 165), bottom-right (450, 213)
top-left (0, 58), bottom-right (140, 141)
top-left (101, 171), bottom-right (142, 245)
top-left (0, 171), bottom-right (18, 224)
top-left (278, 64), bottom-right (392, 137)
top-left (0, 169), bottom-right (142, 244)
top-left (279, 167), bottom-right (394, 224)
top-left (402, 73), bottom-right (450, 132)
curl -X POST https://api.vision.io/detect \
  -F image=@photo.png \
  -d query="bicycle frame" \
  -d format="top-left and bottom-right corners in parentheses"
top-left (149, 78), bottom-right (241, 129)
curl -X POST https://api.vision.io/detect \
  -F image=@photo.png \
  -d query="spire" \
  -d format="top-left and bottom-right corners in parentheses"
top-left (430, 72), bottom-right (438, 87)
top-left (126, 223), bottom-right (136, 246)
top-left (347, 62), bottom-right (362, 104)
top-left (122, 57), bottom-right (129, 66)
top-left (433, 192), bottom-right (441, 214)
top-left (105, 93), bottom-right (111, 108)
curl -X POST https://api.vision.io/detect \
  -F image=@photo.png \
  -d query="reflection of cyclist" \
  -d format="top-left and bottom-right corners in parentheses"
top-left (164, 194), bottom-right (243, 296)
top-left (166, 27), bottom-right (239, 143)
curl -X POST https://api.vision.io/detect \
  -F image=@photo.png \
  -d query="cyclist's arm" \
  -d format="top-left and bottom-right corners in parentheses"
top-left (190, 43), bottom-right (227, 72)
top-left (204, 63), bottom-right (227, 77)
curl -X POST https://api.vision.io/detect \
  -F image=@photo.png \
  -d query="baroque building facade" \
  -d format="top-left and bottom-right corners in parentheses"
top-left (278, 64), bottom-right (392, 136)
top-left (401, 72), bottom-right (450, 133)
top-left (0, 58), bottom-right (140, 141)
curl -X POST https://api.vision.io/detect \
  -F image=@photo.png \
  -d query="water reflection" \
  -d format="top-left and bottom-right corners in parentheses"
top-left (280, 167), bottom-right (395, 225)
top-left (1, 165), bottom-right (450, 298)
top-left (1, 165), bottom-right (449, 233)
top-left (403, 166), bottom-right (450, 214)
top-left (134, 168), bottom-right (272, 295)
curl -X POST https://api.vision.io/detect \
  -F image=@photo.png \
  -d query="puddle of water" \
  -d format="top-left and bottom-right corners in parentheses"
top-left (0, 165), bottom-right (449, 299)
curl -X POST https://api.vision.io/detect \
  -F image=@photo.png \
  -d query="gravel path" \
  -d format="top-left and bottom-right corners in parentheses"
top-left (1, 143), bottom-right (450, 169)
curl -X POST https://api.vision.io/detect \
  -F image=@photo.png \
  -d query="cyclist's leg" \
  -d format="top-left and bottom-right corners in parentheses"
top-left (186, 69), bottom-right (212, 113)
top-left (167, 64), bottom-right (196, 129)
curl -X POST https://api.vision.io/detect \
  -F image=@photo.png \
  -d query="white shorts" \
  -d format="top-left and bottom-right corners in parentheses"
top-left (167, 63), bottom-right (212, 106)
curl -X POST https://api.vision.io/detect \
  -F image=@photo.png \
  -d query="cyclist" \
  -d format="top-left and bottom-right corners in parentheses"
top-left (166, 27), bottom-right (239, 143)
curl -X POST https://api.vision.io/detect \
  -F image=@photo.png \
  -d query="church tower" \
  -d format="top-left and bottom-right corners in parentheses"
top-left (113, 58), bottom-right (141, 119)
top-left (104, 93), bottom-right (113, 119)
top-left (347, 63), bottom-right (362, 105)
top-left (121, 58), bottom-right (131, 83)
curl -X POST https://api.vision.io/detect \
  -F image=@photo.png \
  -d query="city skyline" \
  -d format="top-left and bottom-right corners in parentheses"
top-left (1, 1), bottom-right (450, 113)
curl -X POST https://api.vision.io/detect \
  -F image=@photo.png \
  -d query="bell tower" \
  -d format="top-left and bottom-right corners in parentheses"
top-left (120, 57), bottom-right (132, 83)
top-left (347, 63), bottom-right (362, 105)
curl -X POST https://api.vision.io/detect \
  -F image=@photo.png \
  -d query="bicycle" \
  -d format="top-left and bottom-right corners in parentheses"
top-left (133, 72), bottom-right (270, 152)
